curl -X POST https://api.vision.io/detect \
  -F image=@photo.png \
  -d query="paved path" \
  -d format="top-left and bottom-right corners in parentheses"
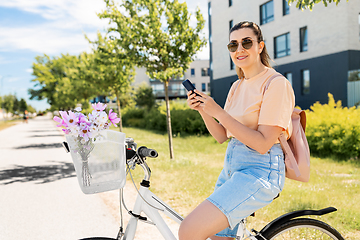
top-left (0, 115), bottom-right (179, 240)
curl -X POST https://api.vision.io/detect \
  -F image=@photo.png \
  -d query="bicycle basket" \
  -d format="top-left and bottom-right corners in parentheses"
top-left (66, 130), bottom-right (126, 194)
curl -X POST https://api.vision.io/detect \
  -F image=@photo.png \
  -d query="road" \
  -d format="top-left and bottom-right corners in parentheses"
top-left (0, 115), bottom-right (179, 240)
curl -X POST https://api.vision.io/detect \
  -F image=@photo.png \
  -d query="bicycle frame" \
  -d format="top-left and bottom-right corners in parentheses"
top-left (123, 184), bottom-right (183, 240)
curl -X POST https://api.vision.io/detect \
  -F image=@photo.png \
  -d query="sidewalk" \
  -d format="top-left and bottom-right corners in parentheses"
top-left (0, 115), bottom-right (179, 239)
top-left (0, 115), bottom-right (119, 239)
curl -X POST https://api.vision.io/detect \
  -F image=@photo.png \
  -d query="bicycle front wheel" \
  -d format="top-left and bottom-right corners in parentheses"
top-left (261, 218), bottom-right (345, 240)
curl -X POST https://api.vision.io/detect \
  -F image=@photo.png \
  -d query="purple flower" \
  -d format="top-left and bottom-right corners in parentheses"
top-left (53, 116), bottom-right (67, 128)
top-left (59, 111), bottom-right (78, 127)
top-left (79, 125), bottom-right (91, 141)
top-left (78, 114), bottom-right (90, 126)
top-left (92, 102), bottom-right (107, 112)
top-left (108, 109), bottom-right (120, 127)
top-left (62, 128), bottom-right (71, 134)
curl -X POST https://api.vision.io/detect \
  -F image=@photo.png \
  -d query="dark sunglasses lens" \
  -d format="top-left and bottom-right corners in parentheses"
top-left (227, 42), bottom-right (238, 52)
top-left (242, 39), bottom-right (253, 50)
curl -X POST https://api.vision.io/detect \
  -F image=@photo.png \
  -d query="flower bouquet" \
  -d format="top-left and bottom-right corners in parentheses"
top-left (54, 103), bottom-right (126, 194)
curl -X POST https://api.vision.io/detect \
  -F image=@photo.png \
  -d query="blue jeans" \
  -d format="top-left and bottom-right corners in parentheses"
top-left (207, 138), bottom-right (285, 238)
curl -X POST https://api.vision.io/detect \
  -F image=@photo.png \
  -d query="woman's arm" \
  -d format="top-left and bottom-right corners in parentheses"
top-left (187, 92), bottom-right (228, 144)
top-left (193, 90), bottom-right (282, 154)
top-left (198, 111), bottom-right (228, 144)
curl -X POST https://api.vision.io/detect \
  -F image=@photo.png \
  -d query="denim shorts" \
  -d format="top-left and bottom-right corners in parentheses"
top-left (207, 138), bottom-right (285, 238)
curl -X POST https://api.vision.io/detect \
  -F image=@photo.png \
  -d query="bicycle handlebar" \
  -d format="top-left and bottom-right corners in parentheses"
top-left (137, 146), bottom-right (158, 158)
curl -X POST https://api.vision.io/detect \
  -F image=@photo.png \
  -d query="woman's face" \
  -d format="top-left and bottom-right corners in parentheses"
top-left (228, 27), bottom-right (264, 72)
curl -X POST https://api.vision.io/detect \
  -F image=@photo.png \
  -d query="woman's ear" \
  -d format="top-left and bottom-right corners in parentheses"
top-left (258, 41), bottom-right (265, 54)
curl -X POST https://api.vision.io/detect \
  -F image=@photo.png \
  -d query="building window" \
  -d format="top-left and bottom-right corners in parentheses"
top-left (285, 72), bottom-right (293, 86)
top-left (283, 0), bottom-right (290, 15)
top-left (348, 69), bottom-right (360, 82)
top-left (230, 57), bottom-right (234, 70)
top-left (191, 68), bottom-right (195, 76)
top-left (201, 68), bottom-right (210, 76)
top-left (301, 69), bottom-right (310, 95)
top-left (300, 26), bottom-right (308, 52)
top-left (358, 13), bottom-right (360, 41)
top-left (229, 0), bottom-right (232, 7)
top-left (274, 33), bottom-right (291, 58)
top-left (260, 1), bottom-right (274, 25)
top-left (202, 83), bottom-right (206, 91)
top-left (229, 20), bottom-right (233, 30)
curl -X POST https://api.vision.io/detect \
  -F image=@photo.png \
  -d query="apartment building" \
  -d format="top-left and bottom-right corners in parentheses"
top-left (133, 59), bottom-right (210, 99)
top-left (208, 0), bottom-right (360, 109)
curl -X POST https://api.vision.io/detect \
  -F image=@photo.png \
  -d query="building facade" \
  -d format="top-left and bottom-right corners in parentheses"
top-left (208, 0), bottom-right (360, 109)
top-left (133, 59), bottom-right (210, 99)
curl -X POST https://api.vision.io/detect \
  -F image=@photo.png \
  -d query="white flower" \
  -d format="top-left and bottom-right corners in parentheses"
top-left (88, 113), bottom-right (96, 122)
top-left (98, 112), bottom-right (108, 123)
top-left (79, 122), bottom-right (88, 129)
top-left (74, 107), bottom-right (82, 112)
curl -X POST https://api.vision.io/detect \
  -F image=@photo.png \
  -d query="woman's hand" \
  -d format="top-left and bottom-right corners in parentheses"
top-left (192, 90), bottom-right (224, 119)
top-left (186, 91), bottom-right (203, 111)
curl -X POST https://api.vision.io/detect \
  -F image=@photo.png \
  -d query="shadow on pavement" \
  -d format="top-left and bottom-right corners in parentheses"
top-left (0, 161), bottom-right (76, 185)
top-left (29, 130), bottom-right (59, 133)
top-left (28, 134), bottom-right (63, 138)
top-left (14, 143), bottom-right (64, 149)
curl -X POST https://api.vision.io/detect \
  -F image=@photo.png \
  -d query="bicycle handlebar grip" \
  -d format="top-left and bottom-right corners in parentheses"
top-left (138, 146), bottom-right (158, 158)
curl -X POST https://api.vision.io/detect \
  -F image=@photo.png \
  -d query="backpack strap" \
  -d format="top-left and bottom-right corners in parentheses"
top-left (262, 73), bottom-right (302, 177)
top-left (263, 73), bottom-right (283, 94)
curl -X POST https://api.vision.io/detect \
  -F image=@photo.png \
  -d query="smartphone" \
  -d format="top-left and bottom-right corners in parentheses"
top-left (182, 79), bottom-right (196, 92)
top-left (182, 79), bottom-right (203, 102)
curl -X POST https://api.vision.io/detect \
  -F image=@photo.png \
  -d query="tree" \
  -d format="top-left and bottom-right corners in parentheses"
top-left (2, 94), bottom-right (15, 114)
top-left (19, 98), bottom-right (28, 113)
top-left (99, 0), bottom-right (207, 159)
top-left (71, 52), bottom-right (101, 110)
top-left (13, 96), bottom-right (19, 114)
top-left (29, 55), bottom-right (75, 110)
top-left (134, 83), bottom-right (156, 110)
top-left (288, 0), bottom-right (348, 10)
top-left (29, 53), bottom-right (100, 111)
top-left (88, 32), bottom-right (135, 132)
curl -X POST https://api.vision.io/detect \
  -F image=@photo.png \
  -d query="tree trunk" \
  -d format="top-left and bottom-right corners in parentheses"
top-left (164, 80), bottom-right (174, 160)
top-left (115, 90), bottom-right (123, 132)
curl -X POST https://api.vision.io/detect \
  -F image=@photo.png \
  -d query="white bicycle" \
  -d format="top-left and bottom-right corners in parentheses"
top-left (78, 138), bottom-right (345, 240)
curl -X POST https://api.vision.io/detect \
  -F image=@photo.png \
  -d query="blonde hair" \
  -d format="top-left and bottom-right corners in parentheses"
top-left (230, 21), bottom-right (272, 79)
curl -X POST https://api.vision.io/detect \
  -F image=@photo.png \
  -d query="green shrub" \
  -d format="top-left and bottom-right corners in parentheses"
top-left (122, 100), bottom-right (208, 135)
top-left (306, 93), bottom-right (360, 160)
top-left (122, 107), bottom-right (146, 127)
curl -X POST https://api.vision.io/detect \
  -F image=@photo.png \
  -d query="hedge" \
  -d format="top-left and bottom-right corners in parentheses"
top-left (306, 93), bottom-right (360, 159)
top-left (122, 101), bottom-right (208, 136)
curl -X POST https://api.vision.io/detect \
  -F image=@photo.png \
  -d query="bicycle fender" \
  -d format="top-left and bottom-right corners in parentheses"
top-left (259, 207), bottom-right (337, 234)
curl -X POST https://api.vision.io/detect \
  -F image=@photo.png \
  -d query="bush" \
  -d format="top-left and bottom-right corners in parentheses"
top-left (122, 108), bottom-right (146, 127)
top-left (306, 93), bottom-right (360, 160)
top-left (122, 101), bottom-right (208, 135)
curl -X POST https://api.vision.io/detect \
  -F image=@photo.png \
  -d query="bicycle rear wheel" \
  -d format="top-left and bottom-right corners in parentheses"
top-left (261, 218), bottom-right (344, 240)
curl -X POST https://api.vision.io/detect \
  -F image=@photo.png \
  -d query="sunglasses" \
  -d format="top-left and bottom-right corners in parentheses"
top-left (227, 38), bottom-right (257, 52)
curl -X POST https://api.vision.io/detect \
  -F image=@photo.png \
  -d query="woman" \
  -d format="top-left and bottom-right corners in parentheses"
top-left (179, 21), bottom-right (295, 240)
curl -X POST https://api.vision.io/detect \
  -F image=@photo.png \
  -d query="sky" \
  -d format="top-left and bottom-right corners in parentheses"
top-left (0, 0), bottom-right (209, 111)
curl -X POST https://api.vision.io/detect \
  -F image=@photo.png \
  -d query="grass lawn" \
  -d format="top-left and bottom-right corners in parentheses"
top-left (114, 127), bottom-right (360, 239)
top-left (0, 120), bottom-right (20, 131)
